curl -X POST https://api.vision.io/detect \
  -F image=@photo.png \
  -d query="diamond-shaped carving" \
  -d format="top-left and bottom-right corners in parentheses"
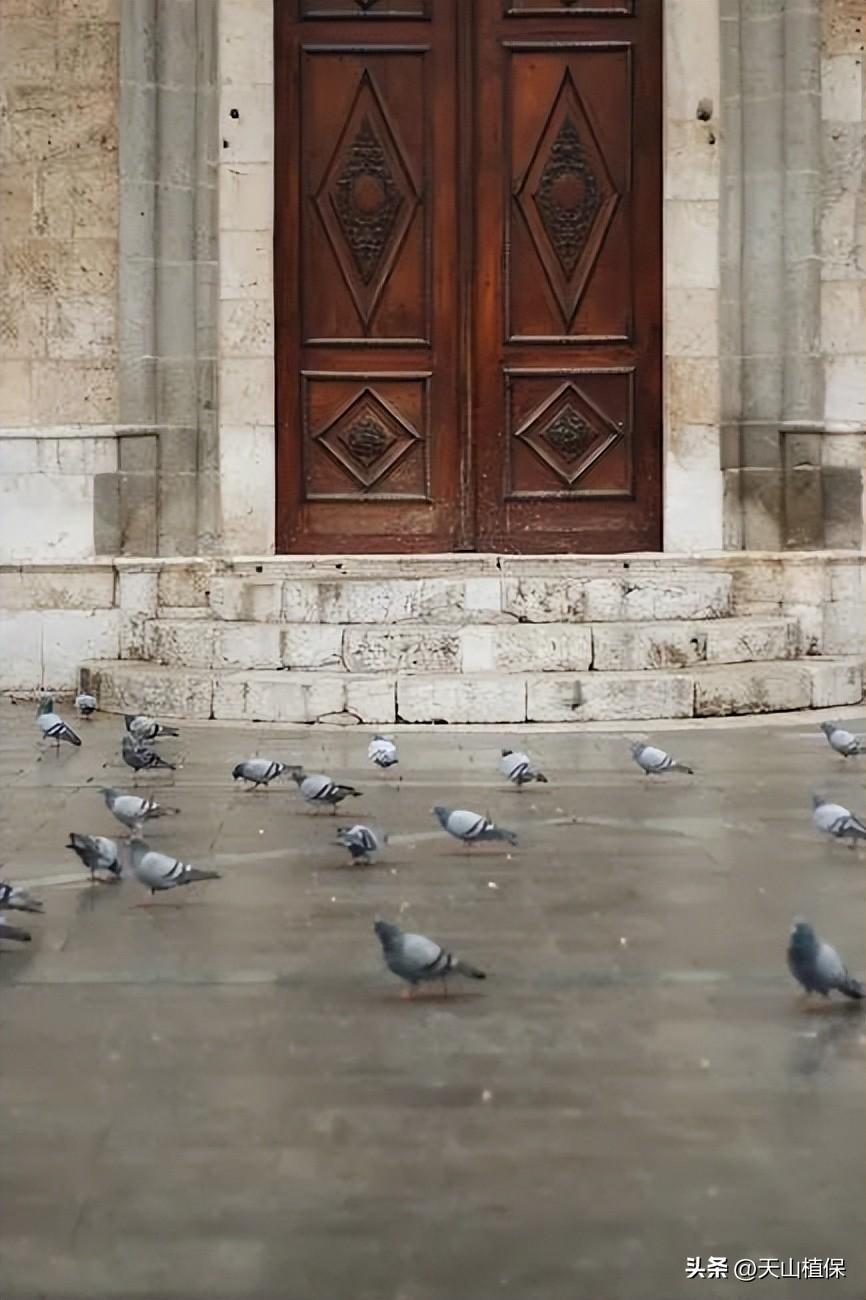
top-left (314, 389), bottom-right (420, 490)
top-left (514, 382), bottom-right (620, 486)
top-left (315, 71), bottom-right (419, 327)
top-left (515, 69), bottom-right (620, 327)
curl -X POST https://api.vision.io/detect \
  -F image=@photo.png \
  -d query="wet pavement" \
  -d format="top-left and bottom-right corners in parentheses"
top-left (1, 700), bottom-right (865, 1300)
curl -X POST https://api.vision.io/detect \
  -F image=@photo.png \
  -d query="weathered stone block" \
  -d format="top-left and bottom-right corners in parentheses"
top-left (157, 564), bottom-right (212, 609)
top-left (144, 619), bottom-right (216, 668)
top-left (501, 578), bottom-right (585, 623)
top-left (704, 618), bottom-right (800, 664)
top-left (317, 579), bottom-right (481, 626)
top-left (397, 674), bottom-right (526, 724)
top-left (215, 672), bottom-right (395, 724)
top-left (823, 602), bottom-right (866, 657)
top-left (461, 624), bottom-right (592, 673)
top-left (527, 672), bottom-right (694, 722)
top-left (280, 625), bottom-right (344, 670)
top-left (343, 627), bottom-right (460, 673)
top-left (209, 576), bottom-right (282, 622)
top-left (807, 658), bottom-right (864, 709)
top-left (584, 573), bottom-right (732, 621)
top-left (41, 608), bottom-right (119, 687)
top-left (117, 568), bottom-right (158, 615)
top-left (0, 565), bottom-right (116, 610)
top-left (216, 622), bottom-right (281, 669)
top-left (80, 663), bottom-right (214, 719)
top-left (591, 622), bottom-right (708, 671)
top-left (693, 664), bottom-right (813, 716)
top-left (280, 581), bottom-right (322, 623)
top-left (780, 560), bottom-right (827, 608)
top-left (0, 611), bottom-right (43, 690)
top-left (725, 559), bottom-right (784, 611)
top-left (828, 560), bottom-right (865, 605)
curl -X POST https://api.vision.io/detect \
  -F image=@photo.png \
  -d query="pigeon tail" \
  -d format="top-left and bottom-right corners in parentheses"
top-left (838, 974), bottom-right (865, 1000)
top-left (183, 868), bottom-right (221, 884)
top-left (453, 959), bottom-right (486, 981)
top-left (0, 922), bottom-right (31, 943)
top-left (672, 761), bottom-right (694, 775)
top-left (535, 772), bottom-right (549, 784)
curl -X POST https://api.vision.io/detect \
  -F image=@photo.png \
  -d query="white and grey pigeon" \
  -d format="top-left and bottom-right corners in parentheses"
top-left (368, 735), bottom-right (398, 769)
top-left (811, 793), bottom-right (866, 848)
top-left (75, 692), bottom-right (97, 718)
top-left (787, 919), bottom-right (865, 1000)
top-left (433, 805), bottom-right (517, 847)
top-left (66, 832), bottom-right (122, 881)
top-left (819, 721), bottom-right (866, 758)
top-left (36, 697), bottom-right (81, 749)
top-left (100, 787), bottom-right (178, 834)
top-left (336, 824), bottom-right (386, 864)
top-left (0, 881), bottom-right (44, 913)
top-left (0, 916), bottom-right (32, 944)
top-left (128, 838), bottom-right (220, 896)
top-left (124, 714), bottom-right (179, 743)
top-left (631, 741), bottom-right (693, 776)
top-left (232, 758), bottom-right (297, 789)
top-left (122, 735), bottom-right (176, 774)
top-left (374, 919), bottom-right (486, 998)
top-left (291, 770), bottom-right (362, 813)
top-left (499, 748), bottom-right (548, 788)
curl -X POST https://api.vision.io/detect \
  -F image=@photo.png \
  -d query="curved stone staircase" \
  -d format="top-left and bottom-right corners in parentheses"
top-left (75, 553), bottom-right (865, 724)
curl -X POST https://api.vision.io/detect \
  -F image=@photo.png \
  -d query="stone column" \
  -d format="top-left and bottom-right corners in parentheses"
top-left (112, 0), bottom-right (219, 556)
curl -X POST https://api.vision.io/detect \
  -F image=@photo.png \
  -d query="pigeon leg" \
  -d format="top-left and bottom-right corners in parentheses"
top-left (400, 986), bottom-right (416, 1000)
top-left (441, 977), bottom-right (449, 999)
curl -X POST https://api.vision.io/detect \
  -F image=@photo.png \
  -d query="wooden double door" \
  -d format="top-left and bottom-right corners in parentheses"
top-left (275, 0), bottom-right (662, 553)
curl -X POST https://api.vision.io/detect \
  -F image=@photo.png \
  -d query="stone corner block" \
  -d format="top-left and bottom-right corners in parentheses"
top-left (527, 672), bottom-right (694, 722)
top-left (693, 664), bottom-right (812, 717)
top-left (396, 674), bottom-right (526, 724)
top-left (807, 658), bottom-right (865, 709)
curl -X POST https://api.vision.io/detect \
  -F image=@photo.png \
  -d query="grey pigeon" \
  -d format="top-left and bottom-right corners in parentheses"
top-left (811, 793), bottom-right (866, 848)
top-left (66, 833), bottom-right (122, 881)
top-left (0, 881), bottom-right (43, 914)
top-left (232, 758), bottom-right (296, 789)
top-left (500, 748), bottom-right (548, 787)
top-left (291, 770), bottom-right (362, 813)
top-left (75, 692), bottom-right (97, 718)
top-left (820, 721), bottom-right (866, 758)
top-left (368, 735), bottom-right (398, 769)
top-left (787, 919), bottom-right (865, 1000)
top-left (374, 919), bottom-right (486, 998)
top-left (122, 735), bottom-right (176, 774)
top-left (124, 714), bottom-right (179, 743)
top-left (100, 787), bottom-right (178, 834)
top-left (336, 824), bottom-right (386, 864)
top-left (36, 697), bottom-right (81, 749)
top-left (128, 838), bottom-right (220, 896)
top-left (631, 741), bottom-right (693, 775)
top-left (433, 806), bottom-right (517, 847)
top-left (0, 916), bottom-right (31, 944)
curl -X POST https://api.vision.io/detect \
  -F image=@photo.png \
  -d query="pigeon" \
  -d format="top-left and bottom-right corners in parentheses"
top-left (232, 758), bottom-right (296, 789)
top-left (630, 741), bottom-right (693, 775)
top-left (122, 735), bottom-right (176, 774)
top-left (811, 793), bottom-right (866, 848)
top-left (127, 838), bottom-right (220, 896)
top-left (0, 881), bottom-right (43, 914)
top-left (336, 824), bottom-right (386, 864)
top-left (0, 916), bottom-right (31, 944)
top-left (291, 770), bottom-right (362, 813)
top-left (819, 721), bottom-right (866, 758)
top-left (124, 714), bottom-right (179, 743)
top-left (374, 919), bottom-right (486, 998)
top-left (100, 788), bottom-right (178, 834)
top-left (787, 919), bottom-right (865, 1000)
top-left (75, 692), bottom-right (97, 718)
top-left (500, 748), bottom-right (548, 787)
top-left (368, 735), bottom-right (398, 769)
top-left (66, 833), bottom-right (122, 881)
top-left (36, 697), bottom-right (81, 749)
top-left (432, 806), bottom-right (517, 847)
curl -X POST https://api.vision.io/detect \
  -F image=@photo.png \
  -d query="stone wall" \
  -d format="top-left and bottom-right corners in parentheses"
top-left (0, 0), bottom-right (120, 561)
top-left (721, 0), bottom-right (865, 551)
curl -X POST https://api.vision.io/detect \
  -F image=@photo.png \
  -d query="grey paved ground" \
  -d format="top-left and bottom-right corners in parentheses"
top-left (1, 701), bottom-right (865, 1300)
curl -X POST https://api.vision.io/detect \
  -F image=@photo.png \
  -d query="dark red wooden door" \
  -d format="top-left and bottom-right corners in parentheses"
top-left (275, 0), bottom-right (662, 553)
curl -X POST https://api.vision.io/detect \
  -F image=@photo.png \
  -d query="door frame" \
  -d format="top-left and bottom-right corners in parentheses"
top-left (216, 0), bottom-right (724, 555)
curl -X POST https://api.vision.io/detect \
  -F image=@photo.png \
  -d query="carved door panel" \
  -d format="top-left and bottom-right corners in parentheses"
top-left (471, 0), bottom-right (662, 551)
top-left (275, 1), bottom-right (463, 551)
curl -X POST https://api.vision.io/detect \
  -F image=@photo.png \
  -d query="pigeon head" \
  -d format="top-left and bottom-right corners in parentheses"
top-left (432, 806), bottom-right (449, 827)
top-left (37, 697), bottom-right (54, 715)
top-left (789, 919), bottom-right (817, 951)
top-left (811, 793), bottom-right (826, 808)
top-left (630, 741), bottom-right (645, 755)
top-left (289, 770), bottom-right (306, 786)
top-left (374, 919), bottom-right (401, 949)
top-left (501, 748), bottom-right (513, 757)
top-left (231, 763), bottom-right (244, 780)
top-left (819, 722), bottom-right (835, 736)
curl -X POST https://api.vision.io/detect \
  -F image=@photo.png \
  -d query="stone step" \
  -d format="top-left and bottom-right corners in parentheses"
top-left (169, 566), bottom-right (737, 625)
top-left (79, 656), bottom-right (864, 725)
top-left (141, 615), bottom-right (803, 673)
